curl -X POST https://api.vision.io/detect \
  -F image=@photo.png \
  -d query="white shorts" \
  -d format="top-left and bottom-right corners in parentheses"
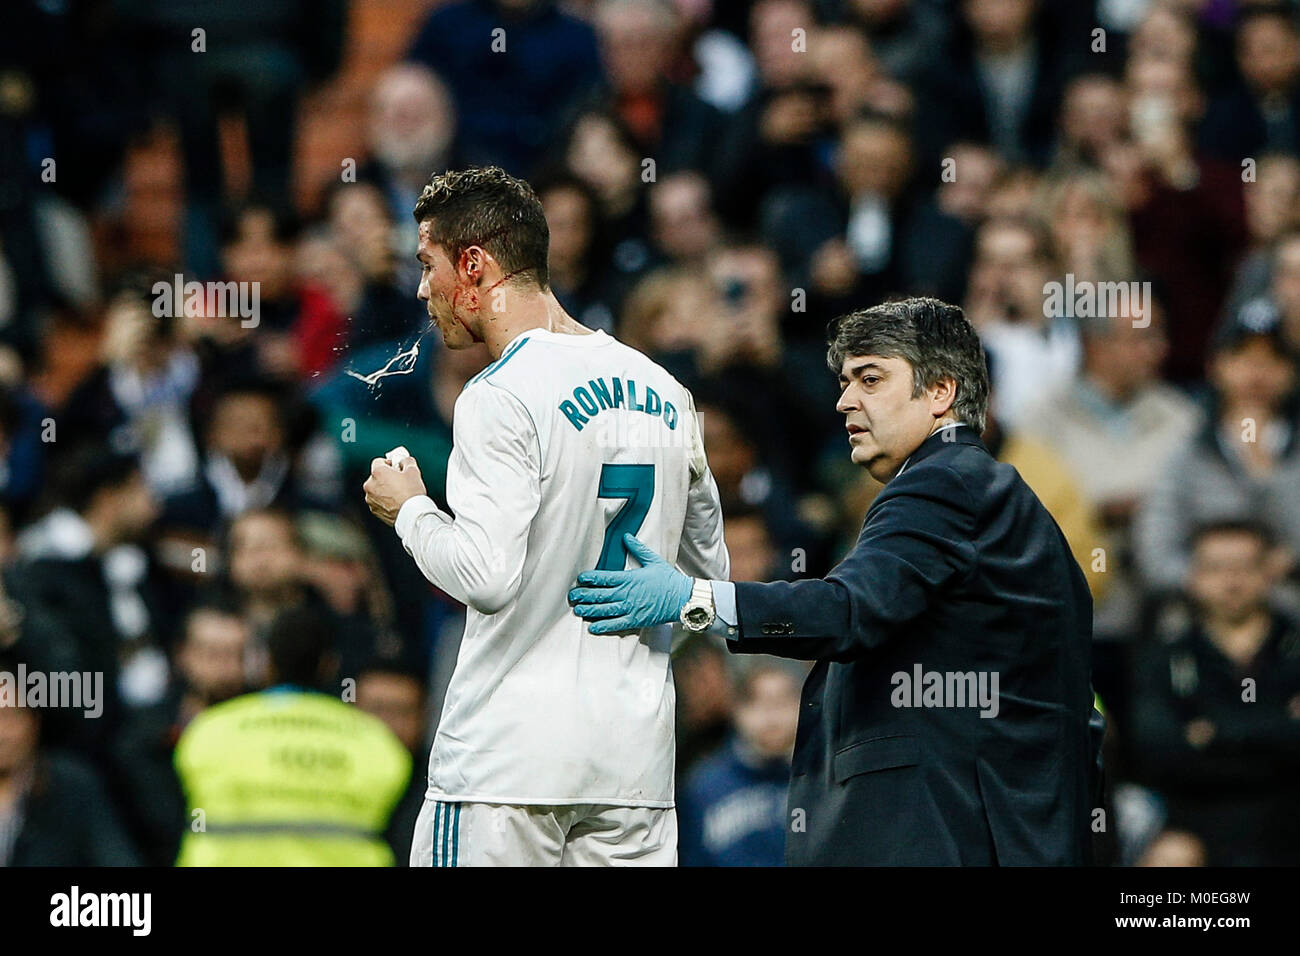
top-left (409, 799), bottom-right (677, 867)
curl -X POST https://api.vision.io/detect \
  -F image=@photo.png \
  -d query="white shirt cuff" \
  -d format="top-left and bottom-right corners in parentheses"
top-left (394, 494), bottom-right (440, 541)
top-left (709, 580), bottom-right (738, 638)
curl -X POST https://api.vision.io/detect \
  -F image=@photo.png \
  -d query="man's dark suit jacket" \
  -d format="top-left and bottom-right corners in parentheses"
top-left (729, 424), bottom-right (1103, 865)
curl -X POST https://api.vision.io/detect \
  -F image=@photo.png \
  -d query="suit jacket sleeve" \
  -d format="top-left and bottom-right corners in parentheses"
top-left (729, 463), bottom-right (977, 662)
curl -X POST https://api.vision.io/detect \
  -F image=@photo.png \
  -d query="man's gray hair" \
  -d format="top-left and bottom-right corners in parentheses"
top-left (826, 297), bottom-right (990, 433)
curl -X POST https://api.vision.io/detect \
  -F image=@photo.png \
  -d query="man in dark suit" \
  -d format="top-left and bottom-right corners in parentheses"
top-left (569, 297), bottom-right (1104, 865)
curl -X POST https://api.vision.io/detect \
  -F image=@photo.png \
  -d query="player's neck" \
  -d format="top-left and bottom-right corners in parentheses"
top-left (480, 288), bottom-right (594, 359)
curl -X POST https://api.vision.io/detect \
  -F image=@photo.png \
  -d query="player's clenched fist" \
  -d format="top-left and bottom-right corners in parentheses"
top-left (363, 455), bottom-right (427, 527)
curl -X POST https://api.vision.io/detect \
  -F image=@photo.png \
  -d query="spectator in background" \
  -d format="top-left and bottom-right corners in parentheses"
top-left (1200, 5), bottom-right (1300, 162)
top-left (408, 0), bottom-right (602, 175)
top-left (121, 0), bottom-right (347, 277)
top-left (723, 505), bottom-right (783, 584)
top-left (217, 201), bottom-right (346, 384)
top-left (681, 0), bottom-right (758, 114)
top-left (319, 181), bottom-right (426, 353)
top-left (219, 508), bottom-right (335, 650)
top-left (297, 510), bottom-right (401, 684)
top-left (809, 25), bottom-right (914, 127)
top-left (296, 224), bottom-right (367, 345)
top-left (1108, 52), bottom-right (1247, 384)
top-left (0, 659), bottom-right (141, 866)
top-left (678, 660), bottom-right (803, 866)
top-left (648, 171), bottom-right (723, 270)
top-left (1125, 2), bottom-right (1198, 71)
top-left (662, 242), bottom-right (840, 494)
top-left (362, 64), bottom-right (459, 230)
top-left (537, 175), bottom-right (619, 332)
top-left (1052, 72), bottom-right (1128, 173)
top-left (111, 598), bottom-right (252, 866)
top-left (916, 0), bottom-right (1079, 168)
top-left (157, 376), bottom-right (342, 636)
top-left (1129, 520), bottom-right (1300, 866)
top-left (712, 0), bottom-right (831, 230)
top-left (830, 0), bottom-right (948, 87)
top-left (981, 162), bottom-right (1042, 219)
top-left (964, 216), bottom-right (1079, 430)
top-left (1260, 229), bottom-right (1300, 355)
top-left (1137, 829), bottom-right (1208, 867)
top-left (901, 141), bottom-right (1002, 304)
top-left (174, 605), bottom-right (410, 866)
top-left (618, 266), bottom-right (713, 360)
top-left (762, 112), bottom-right (916, 328)
top-left (58, 286), bottom-right (201, 498)
top-left (0, 377), bottom-right (51, 528)
top-left (1223, 154), bottom-right (1300, 318)
top-left (559, 110), bottom-right (658, 297)
top-left (696, 399), bottom-right (832, 574)
top-left (1040, 170), bottom-right (1137, 288)
top-left (1135, 310), bottom-right (1300, 598)
top-left (745, 0), bottom-right (817, 94)
top-left (1027, 298), bottom-right (1200, 637)
top-left (672, 638), bottom-right (736, 777)
top-left (10, 444), bottom-right (166, 729)
top-left (583, 0), bottom-right (723, 176)
top-left (161, 380), bottom-right (298, 545)
top-left (356, 659), bottom-right (430, 866)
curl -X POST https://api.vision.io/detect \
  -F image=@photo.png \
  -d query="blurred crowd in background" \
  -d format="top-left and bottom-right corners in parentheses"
top-left (1, 0), bottom-right (1299, 867)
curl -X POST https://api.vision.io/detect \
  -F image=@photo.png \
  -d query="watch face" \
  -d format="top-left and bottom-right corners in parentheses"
top-left (685, 607), bottom-right (709, 626)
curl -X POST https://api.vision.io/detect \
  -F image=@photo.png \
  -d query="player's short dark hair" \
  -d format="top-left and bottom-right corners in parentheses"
top-left (827, 297), bottom-right (990, 433)
top-left (412, 166), bottom-right (550, 289)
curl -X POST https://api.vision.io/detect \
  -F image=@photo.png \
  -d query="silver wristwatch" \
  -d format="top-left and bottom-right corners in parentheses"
top-left (679, 579), bottom-right (716, 633)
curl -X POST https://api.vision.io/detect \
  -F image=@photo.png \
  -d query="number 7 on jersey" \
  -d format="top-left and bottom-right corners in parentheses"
top-left (596, 464), bottom-right (655, 571)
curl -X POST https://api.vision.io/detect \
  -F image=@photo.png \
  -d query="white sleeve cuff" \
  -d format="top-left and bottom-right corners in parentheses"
top-left (394, 494), bottom-right (441, 542)
top-left (709, 580), bottom-right (739, 638)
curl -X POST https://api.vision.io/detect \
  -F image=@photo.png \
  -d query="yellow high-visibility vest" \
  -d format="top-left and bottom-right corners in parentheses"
top-left (175, 688), bottom-right (412, 866)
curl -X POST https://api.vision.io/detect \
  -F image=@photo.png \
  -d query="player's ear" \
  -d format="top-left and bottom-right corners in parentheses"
top-left (460, 246), bottom-right (484, 284)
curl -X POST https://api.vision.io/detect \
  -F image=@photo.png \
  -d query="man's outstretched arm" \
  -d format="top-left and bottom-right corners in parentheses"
top-left (570, 464), bottom-right (976, 661)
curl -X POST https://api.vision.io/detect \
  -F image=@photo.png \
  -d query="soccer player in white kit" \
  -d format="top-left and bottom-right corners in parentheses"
top-left (362, 167), bottom-right (729, 866)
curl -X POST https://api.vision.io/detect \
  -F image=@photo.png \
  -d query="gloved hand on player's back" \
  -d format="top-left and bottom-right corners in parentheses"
top-left (568, 534), bottom-right (692, 634)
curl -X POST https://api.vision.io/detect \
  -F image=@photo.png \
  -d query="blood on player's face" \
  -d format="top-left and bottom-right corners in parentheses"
top-left (416, 219), bottom-right (476, 349)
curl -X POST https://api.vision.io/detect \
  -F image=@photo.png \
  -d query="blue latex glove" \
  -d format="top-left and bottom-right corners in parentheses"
top-left (568, 534), bottom-right (693, 634)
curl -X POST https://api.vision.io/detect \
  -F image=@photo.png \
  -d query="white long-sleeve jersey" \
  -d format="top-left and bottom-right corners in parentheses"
top-left (394, 327), bottom-right (729, 807)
